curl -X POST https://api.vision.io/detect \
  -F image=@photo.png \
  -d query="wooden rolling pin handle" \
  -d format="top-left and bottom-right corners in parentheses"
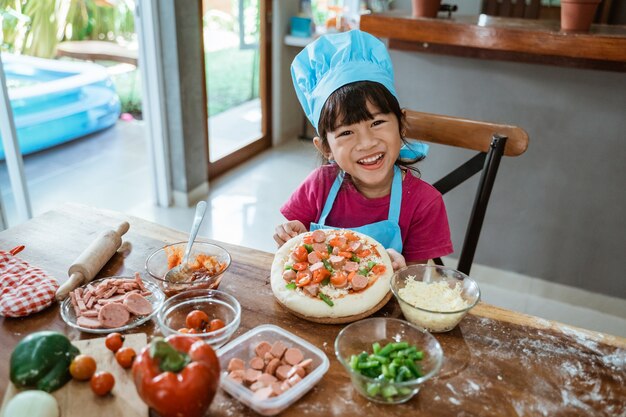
top-left (55, 272), bottom-right (86, 301)
top-left (67, 221), bottom-right (130, 279)
top-left (116, 221), bottom-right (130, 237)
top-left (55, 221), bottom-right (130, 301)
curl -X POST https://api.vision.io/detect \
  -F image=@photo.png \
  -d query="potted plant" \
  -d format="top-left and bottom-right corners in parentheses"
top-left (560, 0), bottom-right (602, 31)
top-left (412, 0), bottom-right (442, 18)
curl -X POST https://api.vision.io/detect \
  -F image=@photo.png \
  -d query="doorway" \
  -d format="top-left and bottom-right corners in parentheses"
top-left (202, 0), bottom-right (271, 177)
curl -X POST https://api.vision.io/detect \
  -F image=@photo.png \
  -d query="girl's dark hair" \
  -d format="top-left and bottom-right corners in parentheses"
top-left (316, 81), bottom-right (423, 174)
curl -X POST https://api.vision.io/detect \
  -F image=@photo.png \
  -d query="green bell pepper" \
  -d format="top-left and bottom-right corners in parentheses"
top-left (10, 331), bottom-right (80, 392)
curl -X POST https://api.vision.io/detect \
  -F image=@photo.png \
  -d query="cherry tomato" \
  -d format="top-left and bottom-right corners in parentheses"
top-left (185, 310), bottom-right (210, 330)
top-left (292, 246), bottom-right (309, 262)
top-left (91, 371), bottom-right (115, 396)
top-left (69, 354), bottom-right (97, 381)
top-left (312, 268), bottom-right (330, 284)
top-left (371, 264), bottom-right (386, 275)
top-left (295, 270), bottom-right (312, 287)
top-left (115, 346), bottom-right (136, 369)
top-left (177, 327), bottom-right (193, 334)
top-left (292, 262), bottom-right (309, 271)
top-left (105, 332), bottom-right (125, 352)
top-left (330, 271), bottom-right (348, 287)
top-left (208, 319), bottom-right (225, 332)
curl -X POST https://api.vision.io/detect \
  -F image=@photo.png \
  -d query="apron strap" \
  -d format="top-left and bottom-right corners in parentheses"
top-left (319, 166), bottom-right (403, 226)
top-left (318, 170), bottom-right (344, 226)
top-left (387, 165), bottom-right (402, 223)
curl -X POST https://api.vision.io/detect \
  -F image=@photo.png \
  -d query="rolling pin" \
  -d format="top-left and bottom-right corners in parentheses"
top-left (55, 221), bottom-right (130, 301)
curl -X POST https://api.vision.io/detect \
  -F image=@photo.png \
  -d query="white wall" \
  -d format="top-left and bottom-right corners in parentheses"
top-left (391, 50), bottom-right (626, 298)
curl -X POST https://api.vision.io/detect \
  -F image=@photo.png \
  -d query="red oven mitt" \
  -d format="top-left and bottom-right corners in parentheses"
top-left (0, 246), bottom-right (59, 317)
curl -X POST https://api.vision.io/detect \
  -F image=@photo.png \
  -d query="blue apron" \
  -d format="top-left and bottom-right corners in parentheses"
top-left (310, 165), bottom-right (404, 253)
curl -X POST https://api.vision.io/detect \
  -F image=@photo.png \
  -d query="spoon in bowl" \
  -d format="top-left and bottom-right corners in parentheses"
top-left (165, 200), bottom-right (208, 283)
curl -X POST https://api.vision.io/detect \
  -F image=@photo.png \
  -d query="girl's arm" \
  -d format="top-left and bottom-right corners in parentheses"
top-left (273, 220), bottom-right (307, 248)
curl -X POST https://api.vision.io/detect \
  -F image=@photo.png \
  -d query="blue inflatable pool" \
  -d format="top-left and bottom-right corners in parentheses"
top-left (1, 53), bottom-right (121, 159)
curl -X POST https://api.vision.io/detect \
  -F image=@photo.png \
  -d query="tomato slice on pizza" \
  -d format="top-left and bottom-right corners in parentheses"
top-left (270, 229), bottom-right (394, 322)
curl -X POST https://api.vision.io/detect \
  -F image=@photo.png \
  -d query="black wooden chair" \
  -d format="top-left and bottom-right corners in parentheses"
top-left (403, 110), bottom-right (529, 275)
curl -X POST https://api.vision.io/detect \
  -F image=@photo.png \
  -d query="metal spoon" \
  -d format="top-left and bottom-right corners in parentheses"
top-left (165, 200), bottom-right (207, 283)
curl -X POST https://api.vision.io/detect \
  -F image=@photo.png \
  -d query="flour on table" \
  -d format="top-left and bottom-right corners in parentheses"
top-left (601, 352), bottom-right (626, 370)
top-left (446, 382), bottom-right (461, 397)
top-left (465, 379), bottom-right (480, 393)
top-left (560, 361), bottom-right (583, 378)
top-left (560, 389), bottom-right (596, 413)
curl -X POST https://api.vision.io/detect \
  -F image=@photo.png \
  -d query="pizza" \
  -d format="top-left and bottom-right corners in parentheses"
top-left (271, 229), bottom-right (394, 323)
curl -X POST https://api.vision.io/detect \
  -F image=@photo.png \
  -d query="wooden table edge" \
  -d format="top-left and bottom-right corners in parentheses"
top-left (471, 302), bottom-right (626, 348)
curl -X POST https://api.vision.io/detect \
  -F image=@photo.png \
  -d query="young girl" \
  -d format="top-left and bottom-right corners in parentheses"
top-left (274, 30), bottom-right (453, 269)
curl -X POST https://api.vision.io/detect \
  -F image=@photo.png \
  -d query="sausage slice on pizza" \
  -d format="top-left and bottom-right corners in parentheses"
top-left (271, 229), bottom-right (394, 324)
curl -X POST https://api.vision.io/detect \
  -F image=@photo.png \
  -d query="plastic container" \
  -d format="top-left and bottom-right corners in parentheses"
top-left (290, 16), bottom-right (313, 38)
top-left (217, 324), bottom-right (330, 415)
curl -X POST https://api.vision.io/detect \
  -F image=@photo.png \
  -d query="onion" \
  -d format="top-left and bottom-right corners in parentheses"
top-left (5, 390), bottom-right (59, 417)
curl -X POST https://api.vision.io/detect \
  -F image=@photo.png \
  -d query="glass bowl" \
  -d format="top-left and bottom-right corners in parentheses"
top-left (60, 276), bottom-right (165, 334)
top-left (145, 241), bottom-right (231, 297)
top-left (335, 317), bottom-right (443, 404)
top-left (156, 289), bottom-right (241, 349)
top-left (390, 264), bottom-right (481, 333)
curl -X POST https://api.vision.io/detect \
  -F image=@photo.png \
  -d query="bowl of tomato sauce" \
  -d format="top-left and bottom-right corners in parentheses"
top-left (156, 289), bottom-right (241, 349)
top-left (145, 241), bottom-right (231, 297)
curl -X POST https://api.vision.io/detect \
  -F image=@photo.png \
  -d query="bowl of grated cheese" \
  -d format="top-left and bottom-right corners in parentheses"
top-left (390, 265), bottom-right (480, 332)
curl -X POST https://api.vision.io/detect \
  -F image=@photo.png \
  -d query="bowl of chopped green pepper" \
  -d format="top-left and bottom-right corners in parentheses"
top-left (334, 317), bottom-right (443, 404)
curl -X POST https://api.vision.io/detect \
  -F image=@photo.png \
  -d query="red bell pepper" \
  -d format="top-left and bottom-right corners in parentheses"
top-left (132, 335), bottom-right (220, 417)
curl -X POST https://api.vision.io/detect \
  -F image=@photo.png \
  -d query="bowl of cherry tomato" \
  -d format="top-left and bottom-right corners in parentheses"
top-left (156, 289), bottom-right (241, 349)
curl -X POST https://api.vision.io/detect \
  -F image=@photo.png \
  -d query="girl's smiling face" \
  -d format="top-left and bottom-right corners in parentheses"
top-left (314, 100), bottom-right (402, 198)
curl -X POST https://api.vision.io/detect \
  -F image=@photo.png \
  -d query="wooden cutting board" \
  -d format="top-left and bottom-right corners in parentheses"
top-left (1, 333), bottom-right (149, 417)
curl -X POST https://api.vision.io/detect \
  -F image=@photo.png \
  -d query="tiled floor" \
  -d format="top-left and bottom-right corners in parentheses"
top-left (209, 99), bottom-right (262, 161)
top-left (1, 120), bottom-right (625, 337)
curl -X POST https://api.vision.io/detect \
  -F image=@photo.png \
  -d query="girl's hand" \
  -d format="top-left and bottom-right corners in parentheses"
top-left (387, 249), bottom-right (407, 271)
top-left (273, 220), bottom-right (307, 248)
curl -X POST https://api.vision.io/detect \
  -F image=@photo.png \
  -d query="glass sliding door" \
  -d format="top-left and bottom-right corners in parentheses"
top-left (202, 0), bottom-right (271, 176)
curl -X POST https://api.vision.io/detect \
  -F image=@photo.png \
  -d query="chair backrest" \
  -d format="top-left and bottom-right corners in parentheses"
top-left (403, 110), bottom-right (529, 275)
top-left (482, 0), bottom-right (541, 19)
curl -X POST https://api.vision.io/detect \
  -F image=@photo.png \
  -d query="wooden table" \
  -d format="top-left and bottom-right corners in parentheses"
top-left (56, 41), bottom-right (138, 66)
top-left (360, 12), bottom-right (626, 72)
top-left (1, 204), bottom-right (625, 416)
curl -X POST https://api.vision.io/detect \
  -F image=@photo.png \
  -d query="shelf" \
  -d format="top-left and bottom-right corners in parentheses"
top-left (284, 35), bottom-right (314, 48)
top-left (360, 12), bottom-right (626, 72)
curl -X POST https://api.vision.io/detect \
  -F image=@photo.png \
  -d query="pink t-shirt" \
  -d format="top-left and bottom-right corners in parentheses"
top-left (280, 164), bottom-right (454, 262)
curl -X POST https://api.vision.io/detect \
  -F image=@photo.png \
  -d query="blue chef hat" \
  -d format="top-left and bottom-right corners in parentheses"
top-left (291, 29), bottom-right (397, 133)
